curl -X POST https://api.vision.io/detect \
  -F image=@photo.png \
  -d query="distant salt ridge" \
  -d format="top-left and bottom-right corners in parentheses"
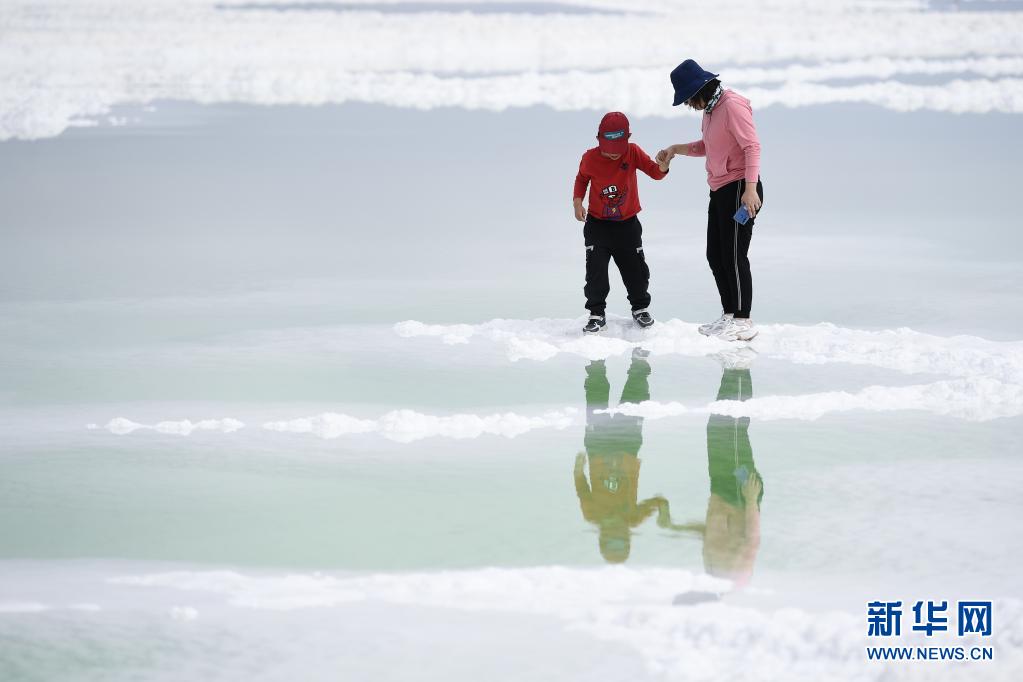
top-left (262, 407), bottom-right (578, 442)
top-left (106, 565), bottom-right (1023, 681)
top-left (3, 0), bottom-right (1023, 140)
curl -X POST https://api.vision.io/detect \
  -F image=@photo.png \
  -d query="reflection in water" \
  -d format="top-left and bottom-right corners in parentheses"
top-left (702, 366), bottom-right (763, 587)
top-left (673, 360), bottom-right (765, 603)
top-left (573, 352), bottom-right (764, 584)
top-left (574, 349), bottom-right (674, 563)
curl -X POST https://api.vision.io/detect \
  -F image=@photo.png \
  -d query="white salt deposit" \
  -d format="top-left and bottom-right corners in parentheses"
top-left (606, 377), bottom-right (1023, 422)
top-left (3, 0), bottom-right (1023, 140)
top-left (98, 417), bottom-right (245, 436)
top-left (400, 316), bottom-right (1023, 422)
top-left (104, 564), bottom-right (1023, 682)
top-left (92, 407), bottom-right (577, 442)
top-left (396, 317), bottom-right (1023, 382)
top-left (263, 407), bottom-right (578, 442)
top-left (88, 315), bottom-right (1023, 438)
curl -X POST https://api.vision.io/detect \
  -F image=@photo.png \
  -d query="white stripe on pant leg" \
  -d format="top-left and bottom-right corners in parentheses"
top-left (734, 182), bottom-right (742, 314)
top-left (734, 374), bottom-right (743, 472)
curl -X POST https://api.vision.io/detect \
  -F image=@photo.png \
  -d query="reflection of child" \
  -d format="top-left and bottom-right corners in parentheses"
top-left (574, 353), bottom-right (671, 564)
top-left (572, 112), bottom-right (670, 334)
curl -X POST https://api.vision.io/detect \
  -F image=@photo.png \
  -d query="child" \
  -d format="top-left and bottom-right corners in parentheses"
top-left (573, 111), bottom-right (670, 333)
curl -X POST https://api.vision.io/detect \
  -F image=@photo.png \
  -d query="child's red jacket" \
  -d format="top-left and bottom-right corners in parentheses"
top-left (573, 143), bottom-right (667, 221)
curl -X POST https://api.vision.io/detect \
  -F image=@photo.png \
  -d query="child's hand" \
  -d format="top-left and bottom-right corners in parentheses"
top-left (573, 199), bottom-right (586, 222)
top-left (655, 147), bottom-right (675, 165)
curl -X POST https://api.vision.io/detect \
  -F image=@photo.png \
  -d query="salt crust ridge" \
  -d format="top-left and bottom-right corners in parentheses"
top-left (262, 407), bottom-right (578, 442)
top-left (105, 565), bottom-right (1023, 681)
top-left (397, 316), bottom-right (1023, 422)
top-left (3, 0), bottom-right (1023, 140)
top-left (88, 317), bottom-right (1023, 437)
top-left (87, 418), bottom-right (245, 435)
top-left (90, 408), bottom-right (578, 441)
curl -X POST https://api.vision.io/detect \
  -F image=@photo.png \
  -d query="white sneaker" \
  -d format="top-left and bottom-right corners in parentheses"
top-left (698, 312), bottom-right (733, 336)
top-left (716, 317), bottom-right (758, 342)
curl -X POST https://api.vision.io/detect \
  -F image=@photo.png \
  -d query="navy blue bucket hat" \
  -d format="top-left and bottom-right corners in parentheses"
top-left (670, 59), bottom-right (719, 106)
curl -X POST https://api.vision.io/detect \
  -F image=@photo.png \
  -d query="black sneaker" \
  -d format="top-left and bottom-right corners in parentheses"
top-left (632, 309), bottom-right (654, 328)
top-left (582, 315), bottom-right (606, 333)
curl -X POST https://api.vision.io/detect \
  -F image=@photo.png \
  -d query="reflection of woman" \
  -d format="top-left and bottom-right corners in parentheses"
top-left (574, 350), bottom-right (672, 563)
top-left (669, 365), bottom-right (763, 605)
top-left (701, 367), bottom-right (763, 587)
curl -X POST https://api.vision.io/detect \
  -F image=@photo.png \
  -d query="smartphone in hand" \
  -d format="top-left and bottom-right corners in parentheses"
top-left (733, 205), bottom-right (751, 225)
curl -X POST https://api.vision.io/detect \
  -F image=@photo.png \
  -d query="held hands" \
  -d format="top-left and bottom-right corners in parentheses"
top-left (655, 496), bottom-right (671, 526)
top-left (654, 146), bottom-right (676, 167)
top-left (573, 198), bottom-right (586, 222)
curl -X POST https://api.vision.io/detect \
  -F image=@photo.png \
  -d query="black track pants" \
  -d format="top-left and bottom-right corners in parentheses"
top-left (583, 215), bottom-right (651, 316)
top-left (706, 178), bottom-right (763, 319)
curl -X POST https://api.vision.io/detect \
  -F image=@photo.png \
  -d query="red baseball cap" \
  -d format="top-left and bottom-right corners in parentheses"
top-left (597, 111), bottom-right (631, 155)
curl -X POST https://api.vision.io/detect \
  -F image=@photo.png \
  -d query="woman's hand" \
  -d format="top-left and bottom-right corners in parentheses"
top-left (741, 185), bottom-right (762, 219)
top-left (655, 146), bottom-right (677, 166)
top-left (573, 198), bottom-right (586, 222)
top-left (741, 472), bottom-right (762, 504)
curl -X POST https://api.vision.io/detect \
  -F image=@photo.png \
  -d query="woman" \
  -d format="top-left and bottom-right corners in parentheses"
top-left (657, 59), bottom-right (764, 342)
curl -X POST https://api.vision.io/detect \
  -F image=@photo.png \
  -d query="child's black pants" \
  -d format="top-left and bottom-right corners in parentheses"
top-left (706, 178), bottom-right (764, 319)
top-left (583, 215), bottom-right (650, 316)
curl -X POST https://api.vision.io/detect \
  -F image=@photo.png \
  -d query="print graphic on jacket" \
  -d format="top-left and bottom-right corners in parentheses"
top-left (599, 184), bottom-right (629, 219)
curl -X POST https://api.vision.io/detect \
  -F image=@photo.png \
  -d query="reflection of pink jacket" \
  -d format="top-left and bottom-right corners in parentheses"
top-left (685, 90), bottom-right (761, 191)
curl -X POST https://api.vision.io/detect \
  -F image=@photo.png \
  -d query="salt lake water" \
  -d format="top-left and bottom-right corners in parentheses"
top-left (2, 1), bottom-right (1023, 680)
